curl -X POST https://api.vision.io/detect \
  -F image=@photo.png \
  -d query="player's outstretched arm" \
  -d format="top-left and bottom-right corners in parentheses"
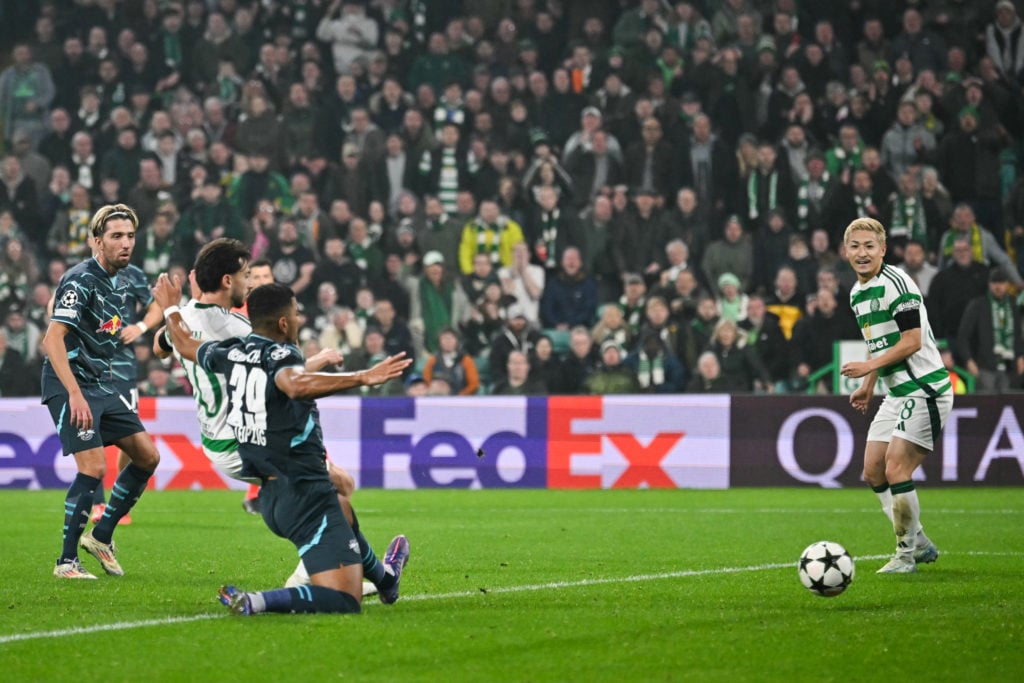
top-left (305, 347), bottom-right (344, 372)
top-left (362, 353), bottom-right (414, 385)
top-left (275, 353), bottom-right (412, 401)
top-left (153, 273), bottom-right (203, 362)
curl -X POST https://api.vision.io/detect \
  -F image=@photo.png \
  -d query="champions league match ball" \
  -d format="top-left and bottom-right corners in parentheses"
top-left (798, 541), bottom-right (855, 597)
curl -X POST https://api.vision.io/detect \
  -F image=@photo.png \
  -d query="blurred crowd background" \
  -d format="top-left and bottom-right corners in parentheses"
top-left (1, 0), bottom-right (1023, 399)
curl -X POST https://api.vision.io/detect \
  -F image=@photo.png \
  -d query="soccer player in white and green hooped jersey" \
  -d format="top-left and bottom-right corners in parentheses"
top-left (840, 217), bottom-right (952, 574)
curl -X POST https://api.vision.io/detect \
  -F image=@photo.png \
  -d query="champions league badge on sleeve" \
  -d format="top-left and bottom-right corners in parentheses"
top-left (54, 290), bottom-right (82, 319)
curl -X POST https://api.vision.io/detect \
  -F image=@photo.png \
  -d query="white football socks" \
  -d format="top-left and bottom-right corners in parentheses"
top-left (248, 591), bottom-right (267, 613)
top-left (879, 485), bottom-right (931, 550)
top-left (891, 487), bottom-right (921, 559)
top-left (875, 487), bottom-right (894, 524)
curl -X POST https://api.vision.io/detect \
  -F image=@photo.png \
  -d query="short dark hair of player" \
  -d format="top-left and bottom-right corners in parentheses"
top-left (249, 257), bottom-right (272, 271)
top-left (194, 238), bottom-right (251, 293)
top-left (90, 204), bottom-right (139, 237)
top-left (246, 283), bottom-right (295, 331)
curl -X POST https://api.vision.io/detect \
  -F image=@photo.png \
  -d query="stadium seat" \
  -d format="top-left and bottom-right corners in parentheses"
top-left (543, 329), bottom-right (570, 355)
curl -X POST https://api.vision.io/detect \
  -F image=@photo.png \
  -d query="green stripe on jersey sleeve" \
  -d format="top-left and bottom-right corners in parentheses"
top-left (851, 286), bottom-right (887, 307)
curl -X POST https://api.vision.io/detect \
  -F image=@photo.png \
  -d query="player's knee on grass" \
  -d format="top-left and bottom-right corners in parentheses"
top-left (301, 585), bottom-right (362, 613)
top-left (309, 563), bottom-right (364, 606)
top-left (329, 588), bottom-right (362, 613)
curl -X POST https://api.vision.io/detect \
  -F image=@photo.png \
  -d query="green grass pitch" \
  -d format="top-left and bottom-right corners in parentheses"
top-left (1, 488), bottom-right (1022, 682)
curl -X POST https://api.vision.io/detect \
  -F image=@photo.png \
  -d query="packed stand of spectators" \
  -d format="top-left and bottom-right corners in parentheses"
top-left (2, 0), bottom-right (1024, 400)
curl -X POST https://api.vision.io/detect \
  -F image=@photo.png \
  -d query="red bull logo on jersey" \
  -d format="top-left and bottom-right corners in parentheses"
top-left (97, 315), bottom-right (123, 335)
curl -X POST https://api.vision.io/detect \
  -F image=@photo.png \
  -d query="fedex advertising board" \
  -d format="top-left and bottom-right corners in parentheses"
top-left (348, 395), bottom-right (730, 489)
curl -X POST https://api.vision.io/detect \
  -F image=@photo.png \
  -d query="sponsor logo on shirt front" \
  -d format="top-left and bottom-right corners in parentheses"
top-left (868, 336), bottom-right (890, 352)
top-left (96, 315), bottom-right (123, 335)
top-left (228, 348), bottom-right (262, 363)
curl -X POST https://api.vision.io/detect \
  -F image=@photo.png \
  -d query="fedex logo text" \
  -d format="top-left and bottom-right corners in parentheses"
top-left (359, 397), bottom-right (548, 488)
top-left (547, 396), bottom-right (730, 489)
top-left (357, 396), bottom-right (731, 489)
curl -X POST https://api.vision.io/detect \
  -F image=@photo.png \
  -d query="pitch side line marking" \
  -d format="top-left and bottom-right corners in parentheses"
top-left (16, 507), bottom-right (1024, 516)
top-left (0, 614), bottom-right (222, 645)
top-left (422, 508), bottom-right (1024, 515)
top-left (400, 554), bottom-right (891, 602)
top-left (2, 551), bottom-right (1022, 645)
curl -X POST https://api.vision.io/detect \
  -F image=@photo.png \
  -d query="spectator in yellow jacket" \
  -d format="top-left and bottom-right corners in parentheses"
top-left (458, 197), bottom-right (524, 274)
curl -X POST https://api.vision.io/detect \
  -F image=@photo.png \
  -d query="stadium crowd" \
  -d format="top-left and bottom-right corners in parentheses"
top-left (1, 0), bottom-right (1024, 399)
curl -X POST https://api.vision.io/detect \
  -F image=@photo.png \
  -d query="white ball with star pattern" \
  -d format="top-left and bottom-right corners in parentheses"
top-left (798, 541), bottom-right (855, 597)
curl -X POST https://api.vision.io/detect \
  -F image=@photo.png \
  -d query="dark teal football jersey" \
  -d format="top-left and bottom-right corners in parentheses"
top-left (42, 259), bottom-right (153, 400)
top-left (197, 334), bottom-right (328, 482)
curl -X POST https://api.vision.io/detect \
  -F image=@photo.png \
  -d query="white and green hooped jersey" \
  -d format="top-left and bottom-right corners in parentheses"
top-left (169, 302), bottom-right (252, 454)
top-left (849, 264), bottom-right (951, 397)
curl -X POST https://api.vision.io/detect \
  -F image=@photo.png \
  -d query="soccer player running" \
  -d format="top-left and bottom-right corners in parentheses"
top-left (42, 204), bottom-right (162, 579)
top-left (840, 217), bottom-right (950, 574)
top-left (154, 273), bottom-right (412, 614)
top-left (153, 238), bottom-right (395, 598)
